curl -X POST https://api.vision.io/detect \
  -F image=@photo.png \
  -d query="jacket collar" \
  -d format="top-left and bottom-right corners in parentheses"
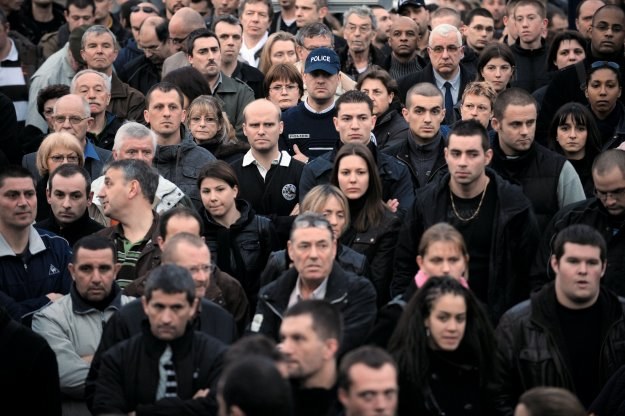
top-left (70, 282), bottom-right (125, 314)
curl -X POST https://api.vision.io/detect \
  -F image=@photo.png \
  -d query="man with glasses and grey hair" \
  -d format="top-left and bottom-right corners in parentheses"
top-left (249, 212), bottom-right (377, 354)
top-left (89, 121), bottom-right (193, 226)
top-left (338, 6), bottom-right (386, 81)
top-left (398, 23), bottom-right (476, 125)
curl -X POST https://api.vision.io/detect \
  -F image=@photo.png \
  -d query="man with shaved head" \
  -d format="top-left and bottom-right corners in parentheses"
top-left (231, 99), bottom-right (305, 244)
top-left (161, 7), bottom-right (208, 77)
top-left (383, 16), bottom-right (423, 81)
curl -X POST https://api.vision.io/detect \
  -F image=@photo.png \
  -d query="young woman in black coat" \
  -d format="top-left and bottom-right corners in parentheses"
top-left (388, 276), bottom-right (498, 416)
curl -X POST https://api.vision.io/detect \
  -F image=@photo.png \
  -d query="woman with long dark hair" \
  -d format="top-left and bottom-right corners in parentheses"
top-left (548, 103), bottom-right (602, 196)
top-left (388, 276), bottom-right (497, 416)
top-left (330, 143), bottom-right (400, 305)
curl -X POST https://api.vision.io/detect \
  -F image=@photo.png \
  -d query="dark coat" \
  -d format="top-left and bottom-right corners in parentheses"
top-left (250, 262), bottom-right (377, 354)
top-left (493, 283), bottom-right (625, 415)
top-left (117, 53), bottom-right (161, 96)
top-left (373, 105), bottom-right (411, 151)
top-left (530, 198), bottom-right (625, 296)
top-left (232, 61), bottom-right (265, 99)
top-left (200, 198), bottom-right (278, 306)
top-left (382, 133), bottom-right (448, 192)
top-left (36, 210), bottom-right (104, 247)
top-left (510, 38), bottom-right (550, 93)
top-left (86, 112), bottom-right (126, 151)
top-left (397, 62), bottom-right (477, 111)
top-left (90, 322), bottom-right (225, 415)
top-left (337, 45), bottom-right (387, 81)
top-left (108, 73), bottom-right (146, 123)
top-left (341, 209), bottom-right (400, 306)
top-left (391, 169), bottom-right (540, 323)
top-left (299, 141), bottom-right (414, 215)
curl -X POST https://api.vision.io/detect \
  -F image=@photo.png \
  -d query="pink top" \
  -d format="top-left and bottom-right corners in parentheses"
top-left (415, 269), bottom-right (469, 289)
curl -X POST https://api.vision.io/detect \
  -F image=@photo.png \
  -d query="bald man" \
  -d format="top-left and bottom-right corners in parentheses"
top-left (384, 16), bottom-right (423, 81)
top-left (231, 99), bottom-right (305, 244)
top-left (162, 7), bottom-right (208, 77)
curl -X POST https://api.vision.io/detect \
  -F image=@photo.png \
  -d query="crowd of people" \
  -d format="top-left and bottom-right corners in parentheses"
top-left (3, 0), bottom-right (625, 414)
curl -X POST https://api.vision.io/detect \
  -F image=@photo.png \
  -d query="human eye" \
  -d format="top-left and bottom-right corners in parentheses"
top-left (450, 150), bottom-right (461, 157)
top-left (464, 103), bottom-right (475, 110)
top-left (431, 108), bottom-right (441, 115)
top-left (126, 149), bottom-right (137, 155)
top-left (414, 107), bottom-right (425, 115)
top-left (190, 116), bottom-right (202, 123)
top-left (558, 124), bottom-right (569, 131)
top-left (456, 314), bottom-right (467, 323)
top-left (70, 192), bottom-right (83, 200)
top-left (53, 190), bottom-right (64, 198)
top-left (486, 65), bottom-right (496, 71)
top-left (78, 265), bottom-right (94, 272)
top-left (430, 256), bottom-right (443, 264)
top-left (98, 265), bottom-right (113, 273)
top-left (69, 116), bottom-right (83, 124)
top-left (577, 125), bottom-right (587, 132)
top-left (339, 169), bottom-right (350, 176)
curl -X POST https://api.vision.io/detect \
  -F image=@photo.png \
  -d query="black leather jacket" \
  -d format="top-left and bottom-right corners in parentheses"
top-left (493, 283), bottom-right (625, 415)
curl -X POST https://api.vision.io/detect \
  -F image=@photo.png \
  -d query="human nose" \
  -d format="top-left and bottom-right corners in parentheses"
top-left (62, 195), bottom-right (72, 208)
top-left (599, 85), bottom-right (608, 95)
top-left (579, 261), bottom-right (588, 274)
top-left (441, 260), bottom-right (451, 274)
top-left (160, 308), bottom-right (174, 324)
top-left (569, 127), bottom-right (578, 138)
top-left (520, 124), bottom-right (530, 136)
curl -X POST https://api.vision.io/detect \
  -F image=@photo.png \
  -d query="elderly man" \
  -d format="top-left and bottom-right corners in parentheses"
top-left (79, 25), bottom-right (145, 123)
top-left (71, 69), bottom-right (124, 150)
top-left (250, 212), bottom-right (377, 354)
top-left (187, 28), bottom-right (254, 141)
top-left (338, 6), bottom-right (386, 81)
top-left (23, 94), bottom-right (112, 182)
top-left (90, 121), bottom-right (193, 226)
top-left (398, 24), bottom-right (477, 125)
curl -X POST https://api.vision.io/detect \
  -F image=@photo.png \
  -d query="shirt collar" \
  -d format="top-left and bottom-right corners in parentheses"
top-left (210, 72), bottom-right (223, 95)
top-left (433, 68), bottom-right (461, 91)
top-left (241, 149), bottom-right (291, 167)
top-left (3, 38), bottom-right (18, 62)
top-left (288, 275), bottom-right (329, 307)
top-left (84, 139), bottom-right (101, 161)
top-left (0, 226), bottom-right (47, 257)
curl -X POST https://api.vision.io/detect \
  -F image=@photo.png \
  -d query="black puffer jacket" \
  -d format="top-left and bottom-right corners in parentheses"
top-left (493, 283), bottom-right (625, 415)
top-left (201, 199), bottom-right (278, 305)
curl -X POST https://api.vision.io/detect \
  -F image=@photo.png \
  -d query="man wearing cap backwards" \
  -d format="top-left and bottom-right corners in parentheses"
top-left (397, 0), bottom-right (430, 60)
top-left (280, 47), bottom-right (341, 163)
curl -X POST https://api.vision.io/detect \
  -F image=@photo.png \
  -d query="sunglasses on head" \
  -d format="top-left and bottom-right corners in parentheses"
top-left (591, 61), bottom-right (620, 70)
top-left (131, 5), bottom-right (159, 14)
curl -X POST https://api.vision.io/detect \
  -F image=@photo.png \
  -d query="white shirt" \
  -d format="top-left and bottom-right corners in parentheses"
top-left (239, 31), bottom-right (269, 68)
top-left (242, 149), bottom-right (292, 179)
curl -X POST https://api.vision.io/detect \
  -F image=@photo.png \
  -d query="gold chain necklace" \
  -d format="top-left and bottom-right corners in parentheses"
top-left (449, 185), bottom-right (488, 222)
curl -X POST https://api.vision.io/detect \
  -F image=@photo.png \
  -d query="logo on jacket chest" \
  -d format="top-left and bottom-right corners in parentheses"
top-left (282, 184), bottom-right (297, 201)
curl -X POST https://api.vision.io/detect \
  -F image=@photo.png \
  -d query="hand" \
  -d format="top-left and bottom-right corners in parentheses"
top-left (193, 388), bottom-right (209, 399)
top-left (385, 198), bottom-right (399, 213)
top-left (46, 293), bottom-right (64, 302)
top-left (292, 145), bottom-right (309, 164)
top-left (290, 203), bottom-right (300, 216)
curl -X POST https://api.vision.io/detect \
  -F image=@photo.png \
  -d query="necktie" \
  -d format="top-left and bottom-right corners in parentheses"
top-left (444, 81), bottom-right (454, 125)
top-left (156, 345), bottom-right (177, 400)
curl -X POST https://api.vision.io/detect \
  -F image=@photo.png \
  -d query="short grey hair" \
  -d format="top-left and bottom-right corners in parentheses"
top-left (295, 22), bottom-right (334, 47)
top-left (82, 24), bottom-right (120, 51)
top-left (343, 6), bottom-right (377, 31)
top-left (428, 23), bottom-right (462, 47)
top-left (113, 121), bottom-right (158, 152)
top-left (70, 69), bottom-right (112, 93)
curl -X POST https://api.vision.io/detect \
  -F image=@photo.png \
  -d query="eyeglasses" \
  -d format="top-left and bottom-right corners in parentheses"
top-left (591, 61), bottom-right (620, 70)
top-left (131, 5), bottom-right (159, 14)
top-left (187, 263), bottom-right (216, 275)
top-left (462, 103), bottom-right (491, 113)
top-left (594, 187), bottom-right (625, 200)
top-left (592, 23), bottom-right (624, 33)
top-left (428, 45), bottom-right (462, 54)
top-left (269, 84), bottom-right (299, 93)
top-left (49, 154), bottom-right (80, 163)
top-left (169, 35), bottom-right (189, 45)
top-left (53, 115), bottom-right (90, 125)
top-left (470, 24), bottom-right (495, 33)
